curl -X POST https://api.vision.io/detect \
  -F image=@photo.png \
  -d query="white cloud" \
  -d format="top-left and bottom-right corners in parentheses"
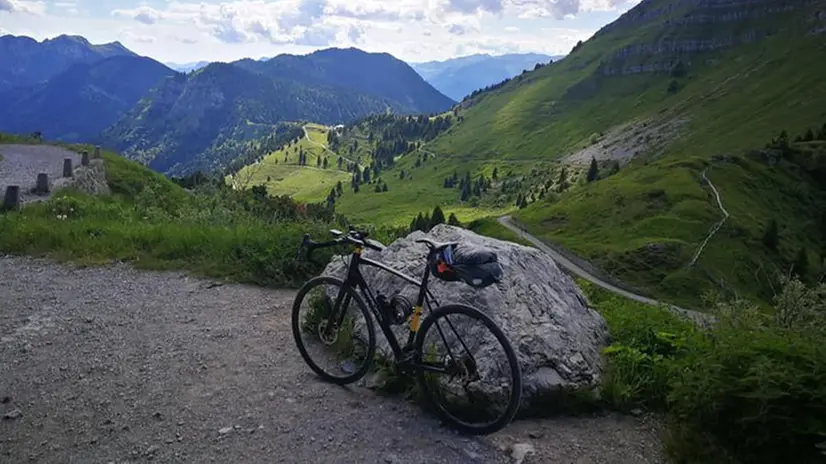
top-left (0, 0), bottom-right (638, 62)
top-left (0, 0), bottom-right (45, 15)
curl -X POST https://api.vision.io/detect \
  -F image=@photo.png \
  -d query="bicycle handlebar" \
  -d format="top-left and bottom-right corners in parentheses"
top-left (296, 228), bottom-right (383, 263)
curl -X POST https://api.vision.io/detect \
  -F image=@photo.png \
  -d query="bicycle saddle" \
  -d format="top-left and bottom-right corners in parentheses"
top-left (415, 238), bottom-right (459, 252)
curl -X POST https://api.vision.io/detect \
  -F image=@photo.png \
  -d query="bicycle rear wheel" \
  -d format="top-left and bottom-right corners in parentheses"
top-left (414, 304), bottom-right (522, 435)
top-left (291, 276), bottom-right (376, 385)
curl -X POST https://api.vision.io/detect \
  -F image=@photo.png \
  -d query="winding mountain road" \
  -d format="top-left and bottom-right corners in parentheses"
top-left (497, 216), bottom-right (711, 324)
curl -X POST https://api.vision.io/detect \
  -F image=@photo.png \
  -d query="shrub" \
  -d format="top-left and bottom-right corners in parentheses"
top-left (583, 278), bottom-right (826, 463)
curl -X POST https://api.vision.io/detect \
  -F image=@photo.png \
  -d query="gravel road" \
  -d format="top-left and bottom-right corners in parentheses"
top-left (0, 256), bottom-right (666, 463)
top-left (0, 144), bottom-right (81, 202)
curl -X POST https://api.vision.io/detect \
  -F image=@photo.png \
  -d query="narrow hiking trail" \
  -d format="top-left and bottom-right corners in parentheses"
top-left (687, 167), bottom-right (730, 267)
top-left (497, 216), bottom-right (711, 325)
top-left (0, 144), bottom-right (81, 203)
top-left (0, 256), bottom-right (666, 463)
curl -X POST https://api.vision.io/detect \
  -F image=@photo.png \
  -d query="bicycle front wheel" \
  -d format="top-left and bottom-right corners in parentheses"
top-left (414, 304), bottom-right (522, 435)
top-left (291, 276), bottom-right (376, 385)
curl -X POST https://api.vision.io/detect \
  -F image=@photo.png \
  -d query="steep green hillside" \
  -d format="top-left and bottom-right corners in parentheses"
top-left (0, 55), bottom-right (174, 142)
top-left (432, 0), bottom-right (826, 163)
top-left (234, 48), bottom-right (455, 114)
top-left (0, 34), bottom-right (134, 93)
top-left (433, 0), bottom-right (826, 306)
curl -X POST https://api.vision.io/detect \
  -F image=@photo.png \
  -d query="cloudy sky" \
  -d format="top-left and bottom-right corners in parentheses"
top-left (0, 0), bottom-right (640, 64)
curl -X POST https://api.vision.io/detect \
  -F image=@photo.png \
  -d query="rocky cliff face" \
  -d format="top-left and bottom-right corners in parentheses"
top-left (590, 0), bottom-right (821, 77)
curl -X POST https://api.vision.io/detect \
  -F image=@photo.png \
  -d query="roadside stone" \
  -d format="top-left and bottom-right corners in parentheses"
top-left (218, 427), bottom-right (233, 435)
top-left (510, 443), bottom-right (536, 464)
top-left (3, 409), bottom-right (23, 420)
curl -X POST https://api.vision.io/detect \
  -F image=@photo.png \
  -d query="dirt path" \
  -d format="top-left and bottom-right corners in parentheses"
top-left (0, 144), bottom-right (81, 203)
top-left (687, 167), bottom-right (730, 267)
top-left (0, 256), bottom-right (666, 463)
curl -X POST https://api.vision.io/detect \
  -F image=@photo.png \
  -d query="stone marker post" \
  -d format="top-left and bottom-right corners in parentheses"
top-left (94, 145), bottom-right (101, 159)
top-left (81, 151), bottom-right (90, 167)
top-left (35, 173), bottom-right (49, 195)
top-left (2, 185), bottom-right (20, 212)
top-left (63, 158), bottom-right (73, 178)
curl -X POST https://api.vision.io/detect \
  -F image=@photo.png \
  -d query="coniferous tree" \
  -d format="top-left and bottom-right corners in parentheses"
top-left (448, 213), bottom-right (461, 227)
top-left (430, 206), bottom-right (446, 228)
top-left (803, 128), bottom-right (815, 142)
top-left (587, 156), bottom-right (599, 182)
top-left (763, 219), bottom-right (779, 251)
top-left (793, 247), bottom-right (808, 277)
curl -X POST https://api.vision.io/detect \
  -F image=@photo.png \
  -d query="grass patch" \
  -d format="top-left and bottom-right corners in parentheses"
top-left (0, 145), bottom-right (341, 288)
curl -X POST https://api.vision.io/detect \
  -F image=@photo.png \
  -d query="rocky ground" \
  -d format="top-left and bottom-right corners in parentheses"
top-left (0, 144), bottom-right (81, 203)
top-left (0, 256), bottom-right (667, 463)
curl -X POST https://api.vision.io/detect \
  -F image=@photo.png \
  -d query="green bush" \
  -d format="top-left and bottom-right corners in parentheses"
top-left (582, 279), bottom-right (826, 463)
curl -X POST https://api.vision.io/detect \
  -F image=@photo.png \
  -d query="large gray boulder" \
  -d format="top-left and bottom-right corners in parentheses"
top-left (321, 224), bottom-right (610, 410)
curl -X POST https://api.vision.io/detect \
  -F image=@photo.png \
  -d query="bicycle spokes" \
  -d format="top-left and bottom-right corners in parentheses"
top-left (297, 283), bottom-right (370, 378)
top-left (418, 312), bottom-right (518, 428)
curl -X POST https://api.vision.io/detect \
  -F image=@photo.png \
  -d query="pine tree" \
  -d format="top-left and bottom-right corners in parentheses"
top-left (323, 157), bottom-right (328, 169)
top-left (448, 213), bottom-right (461, 227)
top-left (793, 247), bottom-right (808, 277)
top-left (762, 219), bottom-right (779, 251)
top-left (430, 206), bottom-right (446, 228)
top-left (316, 156), bottom-right (321, 167)
top-left (336, 181), bottom-right (343, 196)
top-left (803, 128), bottom-right (815, 142)
top-left (460, 184), bottom-right (470, 201)
top-left (382, 182), bottom-right (388, 192)
top-left (587, 156), bottom-right (599, 182)
top-left (492, 167), bottom-right (498, 180)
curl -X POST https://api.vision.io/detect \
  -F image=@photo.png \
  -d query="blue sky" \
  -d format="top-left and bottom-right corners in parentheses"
top-left (0, 0), bottom-right (640, 63)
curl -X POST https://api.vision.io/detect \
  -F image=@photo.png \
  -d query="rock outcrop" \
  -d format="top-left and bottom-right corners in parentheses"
top-left (322, 224), bottom-right (610, 411)
top-left (53, 158), bottom-right (110, 196)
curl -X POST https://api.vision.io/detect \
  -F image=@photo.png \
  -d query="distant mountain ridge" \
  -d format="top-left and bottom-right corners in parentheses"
top-left (409, 53), bottom-right (564, 101)
top-left (103, 48), bottom-right (456, 175)
top-left (0, 55), bottom-right (175, 142)
top-left (234, 47), bottom-right (455, 115)
top-left (0, 34), bottom-right (135, 93)
top-left (164, 61), bottom-right (211, 73)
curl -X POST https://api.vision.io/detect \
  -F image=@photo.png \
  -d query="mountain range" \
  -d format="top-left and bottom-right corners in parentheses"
top-left (409, 53), bottom-right (564, 101)
top-left (0, 34), bottom-right (135, 94)
top-left (0, 37), bottom-right (456, 174)
top-left (164, 53), bottom-right (566, 102)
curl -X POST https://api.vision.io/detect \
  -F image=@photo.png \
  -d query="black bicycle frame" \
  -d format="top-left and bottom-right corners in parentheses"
top-left (335, 246), bottom-right (441, 362)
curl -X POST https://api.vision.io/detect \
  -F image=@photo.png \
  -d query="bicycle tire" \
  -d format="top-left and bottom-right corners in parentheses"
top-left (414, 304), bottom-right (522, 435)
top-left (291, 276), bottom-right (376, 385)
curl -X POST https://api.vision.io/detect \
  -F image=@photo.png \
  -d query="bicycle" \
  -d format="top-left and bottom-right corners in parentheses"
top-left (292, 227), bottom-right (522, 435)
